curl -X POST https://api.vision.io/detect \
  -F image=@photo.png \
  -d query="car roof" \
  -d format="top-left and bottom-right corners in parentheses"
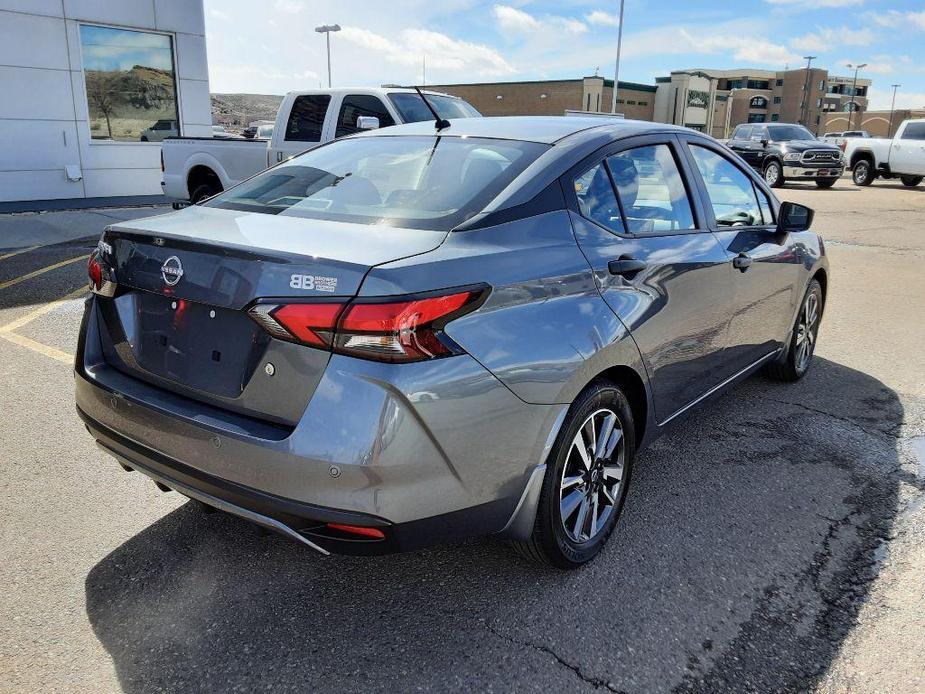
top-left (286, 87), bottom-right (464, 99)
top-left (358, 116), bottom-right (693, 145)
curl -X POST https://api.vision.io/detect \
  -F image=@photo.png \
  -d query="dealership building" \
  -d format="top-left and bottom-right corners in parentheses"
top-left (653, 68), bottom-right (871, 138)
top-left (0, 0), bottom-right (211, 208)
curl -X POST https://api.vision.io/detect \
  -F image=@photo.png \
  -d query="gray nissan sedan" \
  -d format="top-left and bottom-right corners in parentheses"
top-left (76, 116), bottom-right (827, 568)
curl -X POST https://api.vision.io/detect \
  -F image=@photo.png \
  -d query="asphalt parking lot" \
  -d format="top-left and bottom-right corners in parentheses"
top-left (1, 179), bottom-right (923, 693)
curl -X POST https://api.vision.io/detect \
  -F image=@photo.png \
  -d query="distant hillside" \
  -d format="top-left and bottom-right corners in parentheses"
top-left (211, 93), bottom-right (284, 127)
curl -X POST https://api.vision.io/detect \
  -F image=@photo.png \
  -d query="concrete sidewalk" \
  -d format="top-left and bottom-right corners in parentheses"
top-left (0, 206), bottom-right (170, 251)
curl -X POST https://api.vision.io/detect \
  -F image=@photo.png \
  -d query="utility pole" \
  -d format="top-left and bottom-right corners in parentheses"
top-left (888, 83), bottom-right (901, 136)
top-left (314, 24), bottom-right (341, 88)
top-left (422, 54), bottom-right (426, 87)
top-left (609, 0), bottom-right (626, 113)
top-left (799, 55), bottom-right (816, 127)
top-left (846, 63), bottom-right (867, 131)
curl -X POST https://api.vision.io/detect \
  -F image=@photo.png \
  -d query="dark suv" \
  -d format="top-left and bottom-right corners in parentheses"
top-left (726, 123), bottom-right (844, 189)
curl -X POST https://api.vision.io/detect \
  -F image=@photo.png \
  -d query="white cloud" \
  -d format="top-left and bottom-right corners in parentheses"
top-left (766, 0), bottom-right (864, 7)
top-left (867, 10), bottom-right (925, 30)
top-left (273, 0), bottom-right (304, 13)
top-left (558, 18), bottom-right (588, 35)
top-left (339, 26), bottom-right (515, 77)
top-left (492, 5), bottom-right (540, 32)
top-left (867, 87), bottom-right (925, 110)
top-left (586, 10), bottom-right (621, 27)
top-left (208, 63), bottom-right (319, 94)
top-left (677, 28), bottom-right (799, 66)
top-left (208, 8), bottom-right (231, 21)
top-left (790, 26), bottom-right (875, 52)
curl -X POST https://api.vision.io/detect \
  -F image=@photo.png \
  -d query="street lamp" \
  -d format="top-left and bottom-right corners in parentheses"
top-left (799, 55), bottom-right (816, 127)
top-left (846, 62), bottom-right (867, 131)
top-left (315, 24), bottom-right (341, 88)
top-left (888, 83), bottom-right (901, 136)
top-left (609, 0), bottom-right (626, 114)
top-left (724, 87), bottom-right (741, 138)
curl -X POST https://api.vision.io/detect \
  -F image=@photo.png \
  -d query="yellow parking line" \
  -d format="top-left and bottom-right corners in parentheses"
top-left (0, 254), bottom-right (87, 291)
top-left (0, 331), bottom-right (73, 364)
top-left (0, 246), bottom-right (39, 262)
top-left (0, 286), bottom-right (87, 334)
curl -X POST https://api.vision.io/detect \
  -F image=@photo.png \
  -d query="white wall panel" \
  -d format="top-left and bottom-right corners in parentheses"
top-left (182, 123), bottom-right (211, 137)
top-left (78, 140), bottom-right (161, 170)
top-left (0, 170), bottom-right (83, 202)
top-left (0, 67), bottom-right (75, 120)
top-left (0, 0), bottom-right (63, 16)
top-left (177, 78), bottom-right (211, 125)
top-left (62, 0), bottom-right (155, 27)
top-left (0, 120), bottom-right (82, 171)
top-left (154, 0), bottom-right (205, 35)
top-left (82, 167), bottom-right (162, 197)
top-left (175, 31), bottom-right (208, 81)
top-left (0, 11), bottom-right (69, 70)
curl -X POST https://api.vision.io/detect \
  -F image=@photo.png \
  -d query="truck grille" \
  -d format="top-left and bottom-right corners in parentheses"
top-left (802, 150), bottom-right (841, 163)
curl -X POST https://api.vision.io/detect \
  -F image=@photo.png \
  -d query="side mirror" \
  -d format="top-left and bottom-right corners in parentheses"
top-left (760, 138), bottom-right (769, 148)
top-left (777, 201), bottom-right (814, 233)
top-left (357, 116), bottom-right (380, 130)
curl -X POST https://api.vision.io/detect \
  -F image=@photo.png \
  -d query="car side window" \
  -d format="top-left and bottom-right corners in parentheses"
top-left (688, 145), bottom-right (764, 227)
top-left (754, 184), bottom-right (774, 225)
top-left (606, 144), bottom-right (695, 234)
top-left (574, 163), bottom-right (625, 234)
top-left (335, 94), bottom-right (396, 138)
top-left (732, 125), bottom-right (750, 140)
top-left (285, 94), bottom-right (332, 142)
top-left (750, 127), bottom-right (767, 142)
top-left (900, 121), bottom-right (925, 140)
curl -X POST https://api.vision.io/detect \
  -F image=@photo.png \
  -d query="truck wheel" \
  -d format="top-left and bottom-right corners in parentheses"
top-left (852, 159), bottom-right (874, 186)
top-left (900, 175), bottom-right (923, 188)
top-left (764, 160), bottom-right (784, 188)
top-left (512, 381), bottom-right (635, 569)
top-left (190, 183), bottom-right (219, 203)
top-left (814, 178), bottom-right (837, 189)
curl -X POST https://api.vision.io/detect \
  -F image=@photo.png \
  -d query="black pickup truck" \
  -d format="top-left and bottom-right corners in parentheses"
top-left (726, 123), bottom-right (844, 189)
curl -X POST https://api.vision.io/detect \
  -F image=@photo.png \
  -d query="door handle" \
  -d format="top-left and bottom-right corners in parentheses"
top-left (608, 257), bottom-right (647, 277)
top-left (733, 253), bottom-right (752, 272)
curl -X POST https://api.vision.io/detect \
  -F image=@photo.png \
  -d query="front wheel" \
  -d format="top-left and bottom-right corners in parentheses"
top-left (852, 159), bottom-right (874, 186)
top-left (765, 279), bottom-right (823, 382)
top-left (513, 381), bottom-right (635, 569)
top-left (900, 175), bottom-right (923, 187)
top-left (764, 160), bottom-right (784, 188)
top-left (815, 178), bottom-right (837, 189)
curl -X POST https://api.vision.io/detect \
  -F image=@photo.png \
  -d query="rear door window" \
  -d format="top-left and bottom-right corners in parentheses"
top-left (688, 145), bottom-right (765, 227)
top-left (335, 94), bottom-right (396, 138)
top-left (606, 144), bottom-right (695, 234)
top-left (285, 94), bottom-right (332, 142)
top-left (574, 163), bottom-right (625, 234)
top-left (901, 121), bottom-right (925, 140)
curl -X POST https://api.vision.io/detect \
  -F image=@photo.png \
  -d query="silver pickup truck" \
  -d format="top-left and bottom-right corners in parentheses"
top-left (844, 119), bottom-right (925, 187)
top-left (161, 87), bottom-right (481, 202)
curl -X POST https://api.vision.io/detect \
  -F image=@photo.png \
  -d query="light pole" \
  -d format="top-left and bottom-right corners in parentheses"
top-left (609, 0), bottom-right (626, 114)
top-left (724, 87), bottom-right (741, 138)
top-left (846, 62), bottom-right (867, 131)
top-left (799, 55), bottom-right (816, 127)
top-left (888, 83), bottom-right (901, 136)
top-left (315, 24), bottom-right (341, 88)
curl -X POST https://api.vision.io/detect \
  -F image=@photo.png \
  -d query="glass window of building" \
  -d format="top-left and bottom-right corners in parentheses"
top-left (79, 25), bottom-right (179, 143)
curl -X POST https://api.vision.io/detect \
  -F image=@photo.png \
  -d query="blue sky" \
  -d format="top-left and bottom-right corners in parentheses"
top-left (204, 0), bottom-right (925, 110)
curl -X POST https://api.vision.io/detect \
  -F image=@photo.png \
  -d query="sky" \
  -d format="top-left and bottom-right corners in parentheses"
top-left (203, 0), bottom-right (925, 110)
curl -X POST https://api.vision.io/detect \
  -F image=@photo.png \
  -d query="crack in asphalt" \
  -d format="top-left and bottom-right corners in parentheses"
top-left (484, 623), bottom-right (627, 693)
top-left (758, 395), bottom-right (903, 441)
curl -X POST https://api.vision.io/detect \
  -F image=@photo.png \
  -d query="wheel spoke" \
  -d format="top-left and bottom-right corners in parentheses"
top-left (602, 464), bottom-right (623, 482)
top-left (590, 494), bottom-right (599, 536)
top-left (572, 498), bottom-right (590, 539)
top-left (560, 489), bottom-right (584, 521)
top-left (594, 414), bottom-right (617, 460)
top-left (603, 427), bottom-right (623, 460)
top-left (573, 432), bottom-right (592, 470)
top-left (601, 485), bottom-right (616, 504)
top-left (561, 475), bottom-right (584, 490)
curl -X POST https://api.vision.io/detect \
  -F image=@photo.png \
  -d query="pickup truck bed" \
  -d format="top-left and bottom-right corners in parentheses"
top-left (162, 137), bottom-right (270, 203)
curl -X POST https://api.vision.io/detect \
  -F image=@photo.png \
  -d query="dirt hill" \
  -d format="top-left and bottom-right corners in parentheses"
top-left (211, 93), bottom-right (284, 127)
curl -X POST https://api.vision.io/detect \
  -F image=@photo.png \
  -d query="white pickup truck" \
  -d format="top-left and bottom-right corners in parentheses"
top-left (844, 119), bottom-right (925, 187)
top-left (161, 87), bottom-right (481, 203)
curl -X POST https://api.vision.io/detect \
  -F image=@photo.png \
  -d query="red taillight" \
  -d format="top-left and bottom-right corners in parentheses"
top-left (87, 252), bottom-right (102, 290)
top-left (248, 287), bottom-right (486, 363)
top-left (325, 523), bottom-right (386, 539)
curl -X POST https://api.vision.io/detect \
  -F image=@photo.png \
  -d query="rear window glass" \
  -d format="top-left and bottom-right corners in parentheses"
top-left (285, 94), bottom-right (331, 142)
top-left (388, 93), bottom-right (482, 123)
top-left (206, 136), bottom-right (547, 230)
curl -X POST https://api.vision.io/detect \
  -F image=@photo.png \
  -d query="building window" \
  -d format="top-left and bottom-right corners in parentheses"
top-left (626, 100), bottom-right (636, 105)
top-left (771, 113), bottom-right (779, 121)
top-left (773, 96), bottom-right (781, 104)
top-left (79, 24), bottom-right (179, 143)
top-left (747, 80), bottom-right (770, 90)
top-left (638, 101), bottom-right (647, 106)
top-left (749, 96), bottom-right (768, 109)
top-left (727, 79), bottom-right (744, 90)
top-left (775, 78), bottom-right (783, 87)
top-left (844, 101), bottom-right (859, 112)
top-left (816, 98), bottom-right (822, 108)
top-left (819, 80), bottom-right (825, 91)
top-left (747, 113), bottom-right (766, 123)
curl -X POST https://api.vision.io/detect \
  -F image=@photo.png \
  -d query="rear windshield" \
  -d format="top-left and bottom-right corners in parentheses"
top-left (206, 135), bottom-right (546, 230)
top-left (388, 93), bottom-right (482, 123)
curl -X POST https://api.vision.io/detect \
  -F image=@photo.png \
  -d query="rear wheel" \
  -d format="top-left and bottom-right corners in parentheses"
top-left (513, 381), bottom-right (635, 569)
top-left (764, 160), bottom-right (784, 188)
top-left (190, 183), bottom-right (220, 203)
top-left (765, 279), bottom-right (823, 382)
top-left (852, 159), bottom-right (874, 186)
top-left (815, 178), bottom-right (837, 189)
top-left (900, 175), bottom-right (923, 187)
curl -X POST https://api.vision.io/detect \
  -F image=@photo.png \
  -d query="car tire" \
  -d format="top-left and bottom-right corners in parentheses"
top-left (764, 160), bottom-right (784, 188)
top-left (852, 159), bottom-right (874, 186)
top-left (190, 183), bottom-right (219, 204)
top-left (765, 279), bottom-right (823, 382)
top-left (900, 175), bottom-right (923, 187)
top-left (814, 178), bottom-right (837, 189)
top-left (513, 380), bottom-right (635, 569)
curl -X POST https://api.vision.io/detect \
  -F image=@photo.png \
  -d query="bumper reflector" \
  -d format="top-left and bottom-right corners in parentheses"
top-left (325, 523), bottom-right (386, 539)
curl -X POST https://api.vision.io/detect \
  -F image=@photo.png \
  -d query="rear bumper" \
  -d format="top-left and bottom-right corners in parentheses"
top-left (783, 165), bottom-right (844, 179)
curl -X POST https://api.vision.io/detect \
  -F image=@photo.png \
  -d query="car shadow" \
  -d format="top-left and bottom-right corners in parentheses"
top-left (85, 357), bottom-right (905, 693)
